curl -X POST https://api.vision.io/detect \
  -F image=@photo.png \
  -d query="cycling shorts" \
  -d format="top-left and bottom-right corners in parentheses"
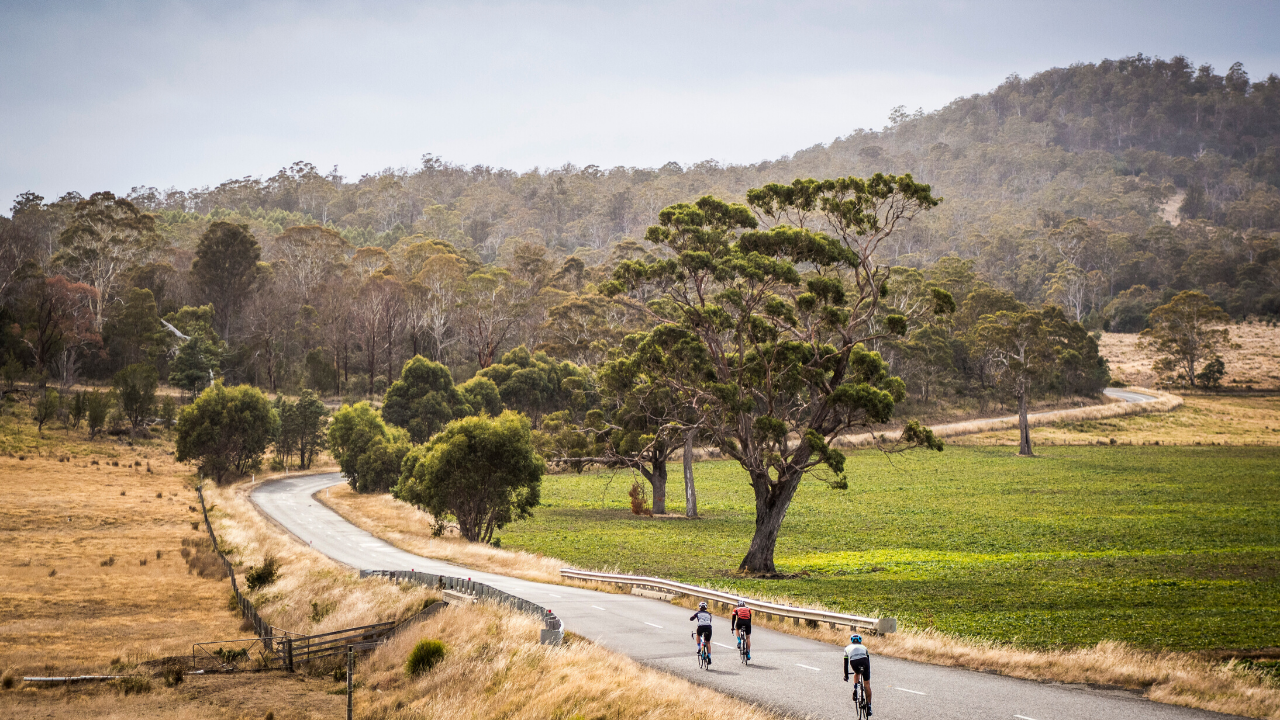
top-left (735, 621), bottom-right (752, 635)
top-left (696, 626), bottom-right (712, 642)
top-left (849, 656), bottom-right (871, 681)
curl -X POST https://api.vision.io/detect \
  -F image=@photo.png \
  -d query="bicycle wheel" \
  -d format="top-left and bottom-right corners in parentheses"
top-left (854, 682), bottom-right (868, 720)
top-left (740, 641), bottom-right (748, 665)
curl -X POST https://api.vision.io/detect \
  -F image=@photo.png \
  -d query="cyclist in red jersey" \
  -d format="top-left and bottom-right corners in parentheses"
top-left (730, 600), bottom-right (753, 659)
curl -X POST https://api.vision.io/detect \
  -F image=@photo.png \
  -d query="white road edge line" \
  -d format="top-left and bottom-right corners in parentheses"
top-left (590, 605), bottom-right (605, 610)
top-left (644, 622), bottom-right (663, 628)
top-left (548, 593), bottom-right (562, 598)
top-left (893, 687), bottom-right (927, 695)
top-left (1014, 715), bottom-right (1038, 720)
top-left (796, 664), bottom-right (821, 671)
top-left (712, 642), bottom-right (735, 649)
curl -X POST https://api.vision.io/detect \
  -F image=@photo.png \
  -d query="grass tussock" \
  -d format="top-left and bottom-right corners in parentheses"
top-left (358, 600), bottom-right (785, 720)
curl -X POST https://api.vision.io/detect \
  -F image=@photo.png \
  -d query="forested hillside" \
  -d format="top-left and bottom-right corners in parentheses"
top-left (1, 54), bottom-right (1275, 413)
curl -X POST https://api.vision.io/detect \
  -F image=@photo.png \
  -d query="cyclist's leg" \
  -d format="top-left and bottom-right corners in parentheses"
top-left (744, 624), bottom-right (751, 653)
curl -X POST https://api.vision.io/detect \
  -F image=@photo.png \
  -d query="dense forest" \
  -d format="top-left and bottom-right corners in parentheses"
top-left (2, 54), bottom-right (1274, 417)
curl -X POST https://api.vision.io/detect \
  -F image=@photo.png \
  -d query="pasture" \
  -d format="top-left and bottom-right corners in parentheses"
top-left (498, 445), bottom-right (1280, 651)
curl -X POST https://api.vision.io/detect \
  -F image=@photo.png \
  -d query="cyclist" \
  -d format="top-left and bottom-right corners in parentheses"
top-left (690, 601), bottom-right (713, 665)
top-left (839, 632), bottom-right (870, 712)
top-left (730, 599), bottom-right (752, 660)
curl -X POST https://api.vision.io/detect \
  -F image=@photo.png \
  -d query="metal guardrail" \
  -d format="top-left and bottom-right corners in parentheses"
top-left (561, 569), bottom-right (896, 634)
top-left (363, 570), bottom-right (564, 643)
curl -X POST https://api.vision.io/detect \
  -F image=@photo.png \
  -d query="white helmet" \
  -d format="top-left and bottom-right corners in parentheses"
top-left (698, 601), bottom-right (708, 609)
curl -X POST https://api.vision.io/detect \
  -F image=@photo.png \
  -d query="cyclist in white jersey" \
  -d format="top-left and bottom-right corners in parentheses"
top-left (690, 601), bottom-right (713, 665)
top-left (843, 634), bottom-right (873, 716)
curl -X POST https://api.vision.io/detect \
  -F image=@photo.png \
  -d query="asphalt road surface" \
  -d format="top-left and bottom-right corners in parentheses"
top-left (252, 461), bottom-right (1232, 719)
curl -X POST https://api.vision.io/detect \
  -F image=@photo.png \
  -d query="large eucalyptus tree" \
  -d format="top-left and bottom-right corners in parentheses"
top-left (602, 175), bottom-right (948, 574)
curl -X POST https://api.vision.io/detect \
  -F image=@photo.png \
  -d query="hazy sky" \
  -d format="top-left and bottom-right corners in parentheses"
top-left (2, 0), bottom-right (1278, 208)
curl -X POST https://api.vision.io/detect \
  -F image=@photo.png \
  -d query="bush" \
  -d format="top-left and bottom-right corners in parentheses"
top-left (115, 675), bottom-right (152, 695)
top-left (245, 556), bottom-right (280, 591)
top-left (628, 479), bottom-right (652, 516)
top-left (405, 639), bottom-right (446, 676)
top-left (162, 666), bottom-right (184, 687)
top-left (175, 382), bottom-right (280, 484)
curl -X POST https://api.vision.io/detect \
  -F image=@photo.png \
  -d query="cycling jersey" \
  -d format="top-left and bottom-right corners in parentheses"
top-left (690, 610), bottom-right (712, 627)
top-left (844, 642), bottom-right (871, 681)
top-left (731, 607), bottom-right (752, 635)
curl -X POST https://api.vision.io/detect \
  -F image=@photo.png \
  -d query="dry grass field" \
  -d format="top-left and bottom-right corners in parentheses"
top-left (955, 393), bottom-right (1280, 447)
top-left (1102, 322), bottom-right (1280, 390)
top-left (0, 418), bottom-right (244, 676)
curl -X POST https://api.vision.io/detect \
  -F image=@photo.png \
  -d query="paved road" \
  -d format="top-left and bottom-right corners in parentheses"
top-left (252, 467), bottom-right (1232, 720)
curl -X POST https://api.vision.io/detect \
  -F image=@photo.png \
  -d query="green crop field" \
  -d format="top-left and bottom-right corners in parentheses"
top-left (499, 446), bottom-right (1280, 651)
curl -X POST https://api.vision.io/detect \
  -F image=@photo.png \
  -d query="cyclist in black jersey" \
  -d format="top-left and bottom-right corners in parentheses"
top-left (690, 601), bottom-right (713, 665)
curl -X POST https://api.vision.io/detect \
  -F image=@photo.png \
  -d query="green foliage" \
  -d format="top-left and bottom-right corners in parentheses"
top-left (69, 390), bottom-right (85, 429)
top-left (329, 401), bottom-right (408, 492)
top-left (158, 395), bottom-right (178, 429)
top-left (405, 639), bottom-right (446, 676)
top-left (381, 355), bottom-right (473, 443)
top-left (113, 363), bottom-right (158, 429)
top-left (1195, 357), bottom-right (1227, 389)
top-left (33, 388), bottom-right (60, 431)
top-left (245, 556), bottom-right (280, 591)
top-left (175, 382), bottom-right (280, 484)
top-left (191, 221), bottom-right (263, 336)
top-left (475, 345), bottom-right (593, 426)
top-left (500, 447), bottom-right (1280, 651)
top-left (396, 411), bottom-right (544, 543)
top-left (85, 390), bottom-right (113, 439)
top-left (169, 334), bottom-right (221, 393)
top-left (274, 391), bottom-right (328, 470)
top-left (103, 287), bottom-right (167, 368)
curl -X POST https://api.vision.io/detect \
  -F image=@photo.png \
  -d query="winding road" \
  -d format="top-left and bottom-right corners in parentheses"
top-left (252, 387), bottom-right (1226, 720)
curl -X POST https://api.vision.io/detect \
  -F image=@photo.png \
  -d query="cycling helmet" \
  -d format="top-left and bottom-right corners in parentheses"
top-left (737, 599), bottom-right (746, 607)
top-left (698, 601), bottom-right (708, 609)
top-left (851, 634), bottom-right (863, 644)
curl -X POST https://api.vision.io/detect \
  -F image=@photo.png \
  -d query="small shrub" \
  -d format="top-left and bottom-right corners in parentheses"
top-left (120, 490), bottom-right (125, 496)
top-left (490, 537), bottom-right (501, 548)
top-left (115, 675), bottom-right (152, 695)
top-left (90, 459), bottom-right (99, 465)
top-left (213, 647), bottom-right (249, 664)
top-left (155, 550), bottom-right (162, 559)
top-left (112, 460), bottom-right (119, 466)
top-left (227, 591), bottom-right (241, 614)
top-left (1, 669), bottom-right (19, 690)
top-left (139, 558), bottom-right (147, 566)
top-left (627, 479), bottom-right (652, 516)
top-left (101, 556), bottom-right (115, 567)
top-left (180, 547), bottom-right (192, 560)
top-left (47, 568), bottom-right (56, 577)
top-left (16, 455), bottom-right (24, 461)
top-left (269, 456), bottom-right (285, 472)
top-left (161, 666), bottom-right (183, 687)
top-left (146, 462), bottom-right (152, 473)
top-left (245, 556), bottom-right (280, 591)
top-left (191, 521), bottom-right (199, 530)
top-left (405, 639), bottom-right (446, 676)
top-left (830, 477), bottom-right (849, 490)
top-left (155, 491), bottom-right (162, 498)
top-left (310, 600), bottom-right (333, 623)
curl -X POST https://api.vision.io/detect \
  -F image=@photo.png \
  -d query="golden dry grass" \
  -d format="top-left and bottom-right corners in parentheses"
top-left (0, 418), bottom-right (244, 676)
top-left (1102, 322), bottom-right (1280, 389)
top-left (957, 393), bottom-right (1280, 447)
top-left (357, 599), bottom-right (785, 720)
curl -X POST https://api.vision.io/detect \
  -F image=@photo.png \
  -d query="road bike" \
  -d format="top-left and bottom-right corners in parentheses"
top-left (737, 630), bottom-right (749, 665)
top-left (851, 676), bottom-right (869, 719)
top-left (692, 632), bottom-right (711, 670)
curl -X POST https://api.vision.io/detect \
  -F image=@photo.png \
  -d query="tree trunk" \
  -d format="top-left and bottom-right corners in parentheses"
top-left (649, 459), bottom-right (667, 515)
top-left (683, 430), bottom-right (698, 518)
top-left (1017, 390), bottom-right (1033, 456)
top-left (739, 467), bottom-right (803, 575)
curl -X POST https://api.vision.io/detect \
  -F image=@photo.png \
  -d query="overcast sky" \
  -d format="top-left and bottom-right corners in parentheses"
top-left (2, 0), bottom-right (1278, 209)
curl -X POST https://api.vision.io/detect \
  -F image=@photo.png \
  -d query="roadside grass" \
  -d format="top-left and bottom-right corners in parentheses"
top-left (494, 446), bottom-right (1280, 653)
top-left (956, 393), bottom-right (1280, 447)
top-left (0, 416), bottom-right (243, 675)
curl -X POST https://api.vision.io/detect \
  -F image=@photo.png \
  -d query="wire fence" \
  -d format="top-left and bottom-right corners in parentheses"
top-left (193, 489), bottom-right (560, 672)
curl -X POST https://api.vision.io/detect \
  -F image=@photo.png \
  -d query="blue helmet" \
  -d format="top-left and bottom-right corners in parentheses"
top-left (851, 634), bottom-right (863, 644)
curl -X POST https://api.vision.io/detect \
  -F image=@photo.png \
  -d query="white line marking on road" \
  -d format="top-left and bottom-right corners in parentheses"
top-left (712, 642), bottom-right (735, 649)
top-left (795, 664), bottom-right (821, 671)
top-left (644, 622), bottom-right (662, 628)
top-left (1014, 715), bottom-right (1038, 720)
top-left (548, 593), bottom-right (562, 598)
top-left (591, 605), bottom-right (605, 610)
top-left (893, 687), bottom-right (926, 695)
